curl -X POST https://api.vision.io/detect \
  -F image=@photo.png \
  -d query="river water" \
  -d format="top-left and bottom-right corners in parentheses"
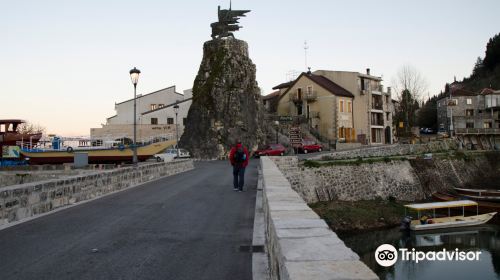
top-left (340, 225), bottom-right (500, 280)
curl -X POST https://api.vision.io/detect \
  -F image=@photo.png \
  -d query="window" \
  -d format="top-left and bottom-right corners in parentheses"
top-left (466, 98), bottom-right (472, 105)
top-left (150, 104), bottom-right (157, 110)
top-left (158, 104), bottom-right (165, 108)
top-left (466, 122), bottom-right (474, 128)
top-left (151, 118), bottom-right (158, 125)
top-left (347, 101), bottom-right (352, 113)
top-left (297, 88), bottom-right (302, 100)
top-left (307, 86), bottom-right (313, 94)
top-left (167, 118), bottom-right (174, 125)
top-left (465, 109), bottom-right (474, 116)
top-left (386, 112), bottom-right (390, 120)
top-left (360, 78), bottom-right (365, 90)
top-left (340, 100), bottom-right (344, 112)
top-left (484, 122), bottom-right (492, 128)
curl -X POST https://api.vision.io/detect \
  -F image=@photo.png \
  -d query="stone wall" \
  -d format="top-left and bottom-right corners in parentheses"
top-left (0, 160), bottom-right (194, 226)
top-left (271, 156), bottom-right (423, 203)
top-left (310, 140), bottom-right (458, 160)
top-left (0, 170), bottom-right (94, 188)
top-left (260, 157), bottom-right (377, 280)
top-left (270, 154), bottom-right (493, 204)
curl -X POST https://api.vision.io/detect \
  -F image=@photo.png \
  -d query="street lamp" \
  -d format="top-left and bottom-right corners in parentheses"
top-left (129, 67), bottom-right (141, 166)
top-left (173, 103), bottom-right (179, 158)
top-left (274, 120), bottom-right (279, 143)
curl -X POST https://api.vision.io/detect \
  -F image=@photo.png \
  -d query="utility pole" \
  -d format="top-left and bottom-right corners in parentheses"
top-left (304, 41), bottom-right (309, 71)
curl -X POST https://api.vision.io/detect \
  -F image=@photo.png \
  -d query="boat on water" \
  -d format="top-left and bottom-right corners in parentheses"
top-left (21, 139), bottom-right (176, 164)
top-left (454, 187), bottom-right (500, 202)
top-left (400, 200), bottom-right (496, 231)
top-left (433, 191), bottom-right (500, 212)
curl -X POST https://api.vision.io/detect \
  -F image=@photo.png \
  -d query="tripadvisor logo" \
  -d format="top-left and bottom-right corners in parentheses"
top-left (375, 244), bottom-right (398, 267)
top-left (375, 244), bottom-right (482, 267)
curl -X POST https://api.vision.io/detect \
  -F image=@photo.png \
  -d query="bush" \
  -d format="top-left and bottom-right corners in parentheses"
top-left (303, 160), bottom-right (321, 168)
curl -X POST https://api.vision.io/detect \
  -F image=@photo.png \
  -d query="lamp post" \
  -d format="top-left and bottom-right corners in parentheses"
top-left (173, 103), bottom-right (179, 158)
top-left (129, 67), bottom-right (141, 166)
top-left (274, 120), bottom-right (279, 143)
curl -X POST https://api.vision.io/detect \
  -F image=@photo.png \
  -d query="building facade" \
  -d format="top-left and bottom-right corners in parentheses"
top-left (437, 89), bottom-right (500, 132)
top-left (275, 69), bottom-right (393, 144)
top-left (91, 86), bottom-right (192, 142)
top-left (276, 72), bottom-right (355, 142)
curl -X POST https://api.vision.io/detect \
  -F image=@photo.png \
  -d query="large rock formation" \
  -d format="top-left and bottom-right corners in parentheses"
top-left (179, 38), bottom-right (265, 159)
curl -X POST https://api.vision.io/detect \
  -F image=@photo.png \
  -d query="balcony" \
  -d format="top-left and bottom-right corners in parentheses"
top-left (455, 128), bottom-right (500, 135)
top-left (305, 91), bottom-right (317, 101)
top-left (371, 102), bottom-right (383, 110)
top-left (289, 93), bottom-right (301, 102)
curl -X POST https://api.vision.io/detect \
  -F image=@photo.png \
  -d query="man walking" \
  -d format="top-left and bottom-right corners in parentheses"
top-left (229, 140), bottom-right (249, 192)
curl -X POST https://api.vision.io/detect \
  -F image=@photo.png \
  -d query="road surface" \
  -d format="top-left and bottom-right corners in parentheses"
top-left (0, 160), bottom-right (258, 280)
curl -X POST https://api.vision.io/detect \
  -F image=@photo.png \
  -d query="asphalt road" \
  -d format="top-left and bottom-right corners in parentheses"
top-left (0, 160), bottom-right (258, 280)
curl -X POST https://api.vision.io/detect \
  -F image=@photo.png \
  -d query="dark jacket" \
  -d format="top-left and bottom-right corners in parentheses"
top-left (229, 143), bottom-right (249, 168)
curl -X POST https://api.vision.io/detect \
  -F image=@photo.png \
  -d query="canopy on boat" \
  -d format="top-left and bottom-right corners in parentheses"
top-left (405, 200), bottom-right (478, 210)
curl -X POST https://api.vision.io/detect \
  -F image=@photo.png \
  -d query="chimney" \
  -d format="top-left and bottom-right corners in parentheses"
top-left (366, 68), bottom-right (370, 75)
top-left (387, 87), bottom-right (391, 94)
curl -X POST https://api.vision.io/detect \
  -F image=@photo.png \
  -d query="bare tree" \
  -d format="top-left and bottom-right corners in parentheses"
top-left (392, 64), bottom-right (428, 102)
top-left (391, 65), bottom-right (428, 136)
top-left (17, 122), bottom-right (46, 134)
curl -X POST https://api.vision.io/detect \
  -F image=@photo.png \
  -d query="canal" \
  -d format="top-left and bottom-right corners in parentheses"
top-left (340, 225), bottom-right (500, 280)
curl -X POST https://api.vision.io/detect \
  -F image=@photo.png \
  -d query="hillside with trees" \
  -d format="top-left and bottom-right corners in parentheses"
top-left (460, 33), bottom-right (500, 91)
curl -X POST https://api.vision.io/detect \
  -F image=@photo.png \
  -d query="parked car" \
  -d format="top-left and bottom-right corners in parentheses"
top-left (254, 144), bottom-right (286, 157)
top-left (420, 127), bottom-right (435, 134)
top-left (154, 148), bottom-right (190, 162)
top-left (298, 140), bottom-right (322, 154)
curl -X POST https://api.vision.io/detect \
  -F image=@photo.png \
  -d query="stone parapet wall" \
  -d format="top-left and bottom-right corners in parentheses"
top-left (0, 160), bottom-right (194, 226)
top-left (310, 140), bottom-right (458, 160)
top-left (260, 157), bottom-right (377, 280)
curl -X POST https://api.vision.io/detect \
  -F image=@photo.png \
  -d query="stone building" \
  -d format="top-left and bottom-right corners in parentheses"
top-left (275, 69), bottom-right (393, 144)
top-left (91, 86), bottom-right (192, 142)
top-left (437, 88), bottom-right (500, 149)
top-left (437, 88), bottom-right (500, 131)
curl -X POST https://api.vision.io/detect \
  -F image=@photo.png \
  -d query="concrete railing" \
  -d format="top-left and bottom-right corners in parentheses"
top-left (0, 160), bottom-right (194, 227)
top-left (260, 157), bottom-right (377, 280)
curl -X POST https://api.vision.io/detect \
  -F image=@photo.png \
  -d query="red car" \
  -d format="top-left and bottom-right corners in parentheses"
top-left (299, 140), bottom-right (322, 154)
top-left (255, 144), bottom-right (286, 157)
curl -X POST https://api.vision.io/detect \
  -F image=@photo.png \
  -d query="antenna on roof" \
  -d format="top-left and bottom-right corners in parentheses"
top-left (230, 0), bottom-right (232, 10)
top-left (304, 41), bottom-right (309, 71)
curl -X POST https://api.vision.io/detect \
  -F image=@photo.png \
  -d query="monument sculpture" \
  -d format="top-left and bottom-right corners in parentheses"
top-left (211, 4), bottom-right (250, 39)
top-left (179, 3), bottom-right (265, 159)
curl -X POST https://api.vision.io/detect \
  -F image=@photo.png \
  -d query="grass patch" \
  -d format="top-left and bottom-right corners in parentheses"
top-left (309, 199), bottom-right (407, 233)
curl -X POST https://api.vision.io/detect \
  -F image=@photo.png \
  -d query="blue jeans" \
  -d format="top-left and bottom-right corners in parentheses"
top-left (233, 165), bottom-right (246, 190)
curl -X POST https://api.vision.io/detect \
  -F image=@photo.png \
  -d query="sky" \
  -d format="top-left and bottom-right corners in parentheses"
top-left (2, 0), bottom-right (499, 136)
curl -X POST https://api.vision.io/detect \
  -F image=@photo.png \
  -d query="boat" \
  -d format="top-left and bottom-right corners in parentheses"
top-left (21, 139), bottom-right (176, 164)
top-left (0, 119), bottom-right (42, 146)
top-left (400, 200), bottom-right (496, 231)
top-left (1, 119), bottom-right (42, 165)
top-left (454, 187), bottom-right (500, 202)
top-left (432, 191), bottom-right (500, 213)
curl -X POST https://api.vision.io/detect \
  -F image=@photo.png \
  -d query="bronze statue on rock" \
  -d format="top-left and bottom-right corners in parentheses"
top-left (180, 3), bottom-right (265, 159)
top-left (210, 3), bottom-right (250, 39)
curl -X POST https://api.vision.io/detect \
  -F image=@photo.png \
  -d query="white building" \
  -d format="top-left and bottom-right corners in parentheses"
top-left (91, 86), bottom-right (192, 142)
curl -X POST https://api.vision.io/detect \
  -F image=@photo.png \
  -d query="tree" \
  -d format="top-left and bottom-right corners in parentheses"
top-left (17, 122), bottom-right (45, 134)
top-left (483, 33), bottom-right (500, 71)
top-left (392, 64), bottom-right (428, 102)
top-left (417, 96), bottom-right (438, 129)
top-left (472, 56), bottom-right (484, 76)
top-left (392, 65), bottom-right (427, 136)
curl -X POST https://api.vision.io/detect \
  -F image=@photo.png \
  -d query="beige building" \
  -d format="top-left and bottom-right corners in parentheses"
top-left (91, 86), bottom-right (192, 142)
top-left (276, 72), bottom-right (355, 142)
top-left (276, 69), bottom-right (393, 144)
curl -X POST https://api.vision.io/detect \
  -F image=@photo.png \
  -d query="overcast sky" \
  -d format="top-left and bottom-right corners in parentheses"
top-left (2, 0), bottom-right (499, 136)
